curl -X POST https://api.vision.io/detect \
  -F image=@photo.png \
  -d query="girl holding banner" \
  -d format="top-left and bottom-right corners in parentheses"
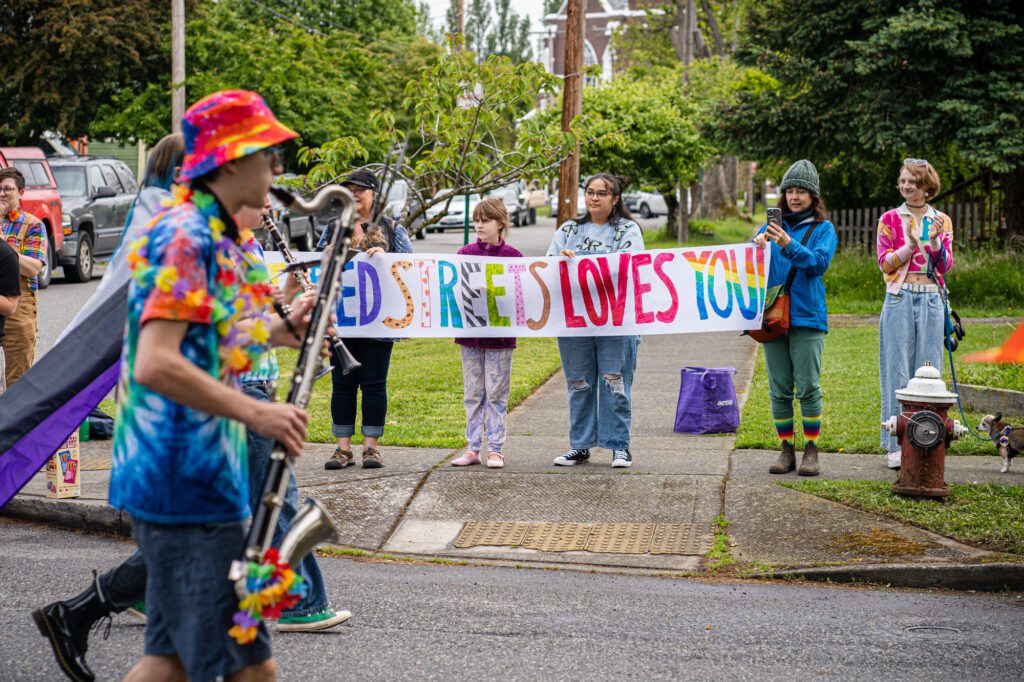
top-left (450, 197), bottom-right (523, 469)
top-left (547, 174), bottom-right (644, 468)
top-left (753, 160), bottom-right (837, 477)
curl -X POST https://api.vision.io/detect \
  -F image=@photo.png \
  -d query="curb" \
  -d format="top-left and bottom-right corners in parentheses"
top-left (2, 497), bottom-right (132, 536)
top-left (763, 562), bottom-right (1024, 592)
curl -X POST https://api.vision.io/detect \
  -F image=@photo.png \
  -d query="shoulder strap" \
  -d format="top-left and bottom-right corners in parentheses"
top-left (14, 216), bottom-right (32, 247)
top-left (782, 222), bottom-right (819, 293)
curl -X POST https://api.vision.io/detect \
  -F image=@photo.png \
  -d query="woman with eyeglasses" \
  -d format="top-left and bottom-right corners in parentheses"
top-left (877, 159), bottom-right (954, 470)
top-left (546, 173), bottom-right (644, 469)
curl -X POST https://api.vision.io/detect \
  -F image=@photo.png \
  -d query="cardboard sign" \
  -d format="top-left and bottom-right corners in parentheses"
top-left (46, 431), bottom-right (81, 499)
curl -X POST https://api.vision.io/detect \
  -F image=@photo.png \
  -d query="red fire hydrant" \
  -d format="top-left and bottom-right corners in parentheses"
top-left (882, 363), bottom-right (968, 500)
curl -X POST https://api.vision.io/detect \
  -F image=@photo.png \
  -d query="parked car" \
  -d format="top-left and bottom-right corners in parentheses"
top-left (49, 156), bottom-right (138, 282)
top-left (424, 192), bottom-right (482, 233)
top-left (634, 191), bottom-right (669, 218)
top-left (549, 189), bottom-right (586, 218)
top-left (0, 147), bottom-right (64, 288)
top-left (486, 184), bottom-right (528, 227)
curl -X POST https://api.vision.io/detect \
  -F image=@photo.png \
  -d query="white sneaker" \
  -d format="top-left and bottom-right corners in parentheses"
top-left (886, 451), bottom-right (901, 469)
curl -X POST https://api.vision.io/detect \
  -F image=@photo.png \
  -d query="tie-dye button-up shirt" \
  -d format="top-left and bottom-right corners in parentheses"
top-left (110, 195), bottom-right (272, 524)
top-left (0, 209), bottom-right (47, 291)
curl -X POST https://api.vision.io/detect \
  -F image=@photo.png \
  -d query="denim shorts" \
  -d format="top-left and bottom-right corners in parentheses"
top-left (133, 519), bottom-right (272, 681)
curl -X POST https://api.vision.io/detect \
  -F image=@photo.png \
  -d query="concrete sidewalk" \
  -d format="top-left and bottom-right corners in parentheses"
top-left (5, 331), bottom-right (1023, 589)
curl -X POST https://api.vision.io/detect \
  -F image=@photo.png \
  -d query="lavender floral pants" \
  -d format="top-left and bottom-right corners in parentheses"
top-left (460, 346), bottom-right (514, 454)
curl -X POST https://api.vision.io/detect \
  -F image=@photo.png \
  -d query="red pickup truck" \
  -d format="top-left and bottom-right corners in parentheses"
top-left (0, 147), bottom-right (64, 288)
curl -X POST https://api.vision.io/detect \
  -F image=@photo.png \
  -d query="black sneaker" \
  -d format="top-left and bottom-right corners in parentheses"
top-left (553, 448), bottom-right (590, 466)
top-left (611, 449), bottom-right (632, 468)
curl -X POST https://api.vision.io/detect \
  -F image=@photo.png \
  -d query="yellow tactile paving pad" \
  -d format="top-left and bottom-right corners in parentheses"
top-left (453, 522), bottom-right (711, 555)
top-left (453, 521), bottom-right (529, 548)
top-left (585, 523), bottom-right (658, 554)
top-left (523, 523), bottom-right (593, 552)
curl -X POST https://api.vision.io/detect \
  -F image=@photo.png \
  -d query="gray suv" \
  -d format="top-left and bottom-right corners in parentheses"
top-left (50, 156), bottom-right (138, 282)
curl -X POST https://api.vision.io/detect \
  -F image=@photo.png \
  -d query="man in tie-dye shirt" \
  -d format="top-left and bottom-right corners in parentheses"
top-left (107, 91), bottom-right (313, 682)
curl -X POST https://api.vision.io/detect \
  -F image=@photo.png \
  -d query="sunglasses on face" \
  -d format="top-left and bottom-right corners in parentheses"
top-left (904, 158), bottom-right (929, 167)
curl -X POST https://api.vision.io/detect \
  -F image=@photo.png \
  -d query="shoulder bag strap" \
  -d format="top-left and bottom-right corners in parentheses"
top-left (781, 222), bottom-right (819, 294)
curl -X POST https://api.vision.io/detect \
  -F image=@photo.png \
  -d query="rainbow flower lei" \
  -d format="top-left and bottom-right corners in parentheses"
top-left (229, 548), bottom-right (308, 644)
top-left (126, 185), bottom-right (274, 377)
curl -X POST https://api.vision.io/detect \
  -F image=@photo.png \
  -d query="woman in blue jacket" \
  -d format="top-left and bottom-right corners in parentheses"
top-left (753, 160), bottom-right (838, 476)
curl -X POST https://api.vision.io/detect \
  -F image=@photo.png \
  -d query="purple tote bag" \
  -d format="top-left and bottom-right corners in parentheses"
top-left (673, 367), bottom-right (739, 434)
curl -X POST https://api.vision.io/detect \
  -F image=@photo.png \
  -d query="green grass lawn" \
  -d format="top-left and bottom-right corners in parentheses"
top-left (277, 338), bottom-right (562, 447)
top-left (644, 217), bottom-right (757, 250)
top-left (100, 338), bottom-right (564, 449)
top-left (781, 480), bottom-right (1024, 555)
top-left (737, 322), bottom-right (1022, 455)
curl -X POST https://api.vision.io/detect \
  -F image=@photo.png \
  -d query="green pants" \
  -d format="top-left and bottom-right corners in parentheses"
top-left (762, 327), bottom-right (825, 443)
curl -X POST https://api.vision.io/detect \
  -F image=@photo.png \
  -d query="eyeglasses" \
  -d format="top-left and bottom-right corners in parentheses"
top-left (585, 190), bottom-right (612, 199)
top-left (263, 146), bottom-right (284, 173)
top-left (344, 185), bottom-right (372, 196)
top-left (0, 186), bottom-right (19, 196)
top-left (904, 158), bottom-right (929, 167)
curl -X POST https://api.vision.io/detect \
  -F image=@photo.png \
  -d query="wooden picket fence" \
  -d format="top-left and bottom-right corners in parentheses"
top-left (832, 171), bottom-right (1004, 252)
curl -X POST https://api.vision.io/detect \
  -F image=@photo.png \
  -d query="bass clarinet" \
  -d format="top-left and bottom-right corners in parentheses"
top-left (260, 212), bottom-right (360, 375)
top-left (228, 184), bottom-right (358, 643)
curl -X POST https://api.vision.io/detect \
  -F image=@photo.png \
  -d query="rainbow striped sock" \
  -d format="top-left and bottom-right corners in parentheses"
top-left (803, 414), bottom-right (822, 444)
top-left (774, 417), bottom-right (794, 443)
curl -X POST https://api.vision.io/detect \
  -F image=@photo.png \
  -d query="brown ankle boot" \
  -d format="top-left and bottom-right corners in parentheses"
top-left (769, 441), bottom-right (796, 474)
top-left (798, 442), bottom-right (820, 476)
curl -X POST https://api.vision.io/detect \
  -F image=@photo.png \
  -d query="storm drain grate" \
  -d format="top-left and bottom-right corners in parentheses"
top-left (523, 523), bottom-right (593, 552)
top-left (452, 522), bottom-right (711, 555)
top-left (453, 521), bottom-right (529, 548)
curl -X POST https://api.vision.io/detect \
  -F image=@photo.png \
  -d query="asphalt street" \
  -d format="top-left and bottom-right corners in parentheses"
top-left (3, 519), bottom-right (1022, 681)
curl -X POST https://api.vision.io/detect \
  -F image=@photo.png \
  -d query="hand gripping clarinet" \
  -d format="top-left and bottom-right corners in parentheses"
top-left (227, 184), bottom-right (356, 645)
top-left (260, 212), bottom-right (360, 375)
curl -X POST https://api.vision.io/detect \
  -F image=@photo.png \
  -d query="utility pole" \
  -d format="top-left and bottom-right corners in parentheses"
top-left (557, 0), bottom-right (585, 228)
top-left (457, 0), bottom-right (465, 35)
top-left (171, 0), bottom-right (186, 134)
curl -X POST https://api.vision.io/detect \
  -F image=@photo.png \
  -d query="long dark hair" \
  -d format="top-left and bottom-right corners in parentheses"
top-left (777, 190), bottom-right (829, 223)
top-left (578, 173), bottom-right (635, 225)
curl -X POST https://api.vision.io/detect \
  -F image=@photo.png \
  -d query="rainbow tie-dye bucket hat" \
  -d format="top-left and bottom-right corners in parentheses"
top-left (179, 90), bottom-right (298, 182)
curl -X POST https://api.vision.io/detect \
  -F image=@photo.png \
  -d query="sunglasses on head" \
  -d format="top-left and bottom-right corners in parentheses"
top-left (904, 158), bottom-right (929, 167)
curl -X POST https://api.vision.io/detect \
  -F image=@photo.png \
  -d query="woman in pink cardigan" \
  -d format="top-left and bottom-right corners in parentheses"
top-left (876, 159), bottom-right (954, 470)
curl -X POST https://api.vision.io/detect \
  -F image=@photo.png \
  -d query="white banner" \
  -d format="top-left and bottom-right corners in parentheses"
top-left (265, 244), bottom-right (770, 337)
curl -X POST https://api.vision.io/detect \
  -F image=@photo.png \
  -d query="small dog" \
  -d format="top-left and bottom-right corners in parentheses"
top-left (977, 413), bottom-right (1023, 473)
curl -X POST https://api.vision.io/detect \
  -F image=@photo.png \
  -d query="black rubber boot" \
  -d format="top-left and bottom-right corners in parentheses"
top-left (768, 441), bottom-right (796, 474)
top-left (32, 572), bottom-right (109, 682)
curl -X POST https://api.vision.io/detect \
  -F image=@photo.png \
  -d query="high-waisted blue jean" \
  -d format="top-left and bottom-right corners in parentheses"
top-left (557, 335), bottom-right (638, 450)
top-left (878, 289), bottom-right (945, 451)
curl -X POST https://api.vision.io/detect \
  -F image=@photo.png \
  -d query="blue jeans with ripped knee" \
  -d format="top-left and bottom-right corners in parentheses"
top-left (557, 336), bottom-right (638, 450)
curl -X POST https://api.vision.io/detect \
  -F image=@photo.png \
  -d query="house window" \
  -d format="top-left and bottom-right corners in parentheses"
top-left (584, 41), bottom-right (600, 87)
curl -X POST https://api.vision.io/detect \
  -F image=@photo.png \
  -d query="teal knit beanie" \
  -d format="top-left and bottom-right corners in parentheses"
top-left (778, 159), bottom-right (820, 195)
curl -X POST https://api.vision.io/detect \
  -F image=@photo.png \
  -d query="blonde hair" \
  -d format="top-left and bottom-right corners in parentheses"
top-left (902, 162), bottom-right (941, 199)
top-left (472, 196), bottom-right (510, 238)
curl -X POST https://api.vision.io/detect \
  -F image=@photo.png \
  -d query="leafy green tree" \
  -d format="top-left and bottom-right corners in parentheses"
top-left (245, 0), bottom-right (421, 39)
top-left (91, 0), bottom-right (440, 155)
top-left (0, 0), bottom-right (188, 144)
top-left (718, 0), bottom-right (1024, 235)
top-left (541, 70), bottom-right (713, 221)
top-left (446, 0), bottom-right (532, 63)
top-left (301, 34), bottom-right (576, 229)
top-left (543, 0), bottom-right (562, 16)
top-left (486, 0), bottom-right (532, 64)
